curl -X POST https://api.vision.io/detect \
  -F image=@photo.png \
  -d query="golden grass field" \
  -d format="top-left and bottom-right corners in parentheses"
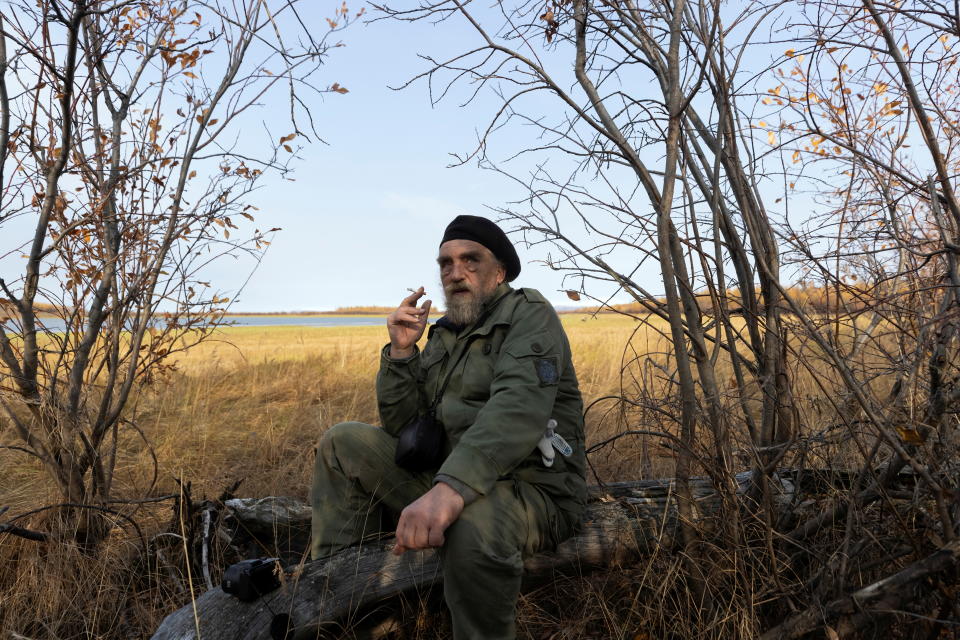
top-left (0, 313), bottom-right (676, 515)
top-left (0, 308), bottom-right (873, 515)
top-left (136, 313), bottom-right (665, 503)
top-left (0, 310), bottom-right (901, 639)
top-left (0, 313), bottom-right (688, 639)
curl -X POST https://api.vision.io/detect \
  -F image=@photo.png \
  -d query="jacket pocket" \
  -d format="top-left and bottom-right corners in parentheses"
top-left (505, 330), bottom-right (560, 386)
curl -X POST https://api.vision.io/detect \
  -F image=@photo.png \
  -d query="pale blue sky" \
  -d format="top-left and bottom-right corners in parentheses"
top-left (0, 2), bottom-right (813, 314)
top-left (230, 4), bottom-right (809, 313)
top-left (0, 3), bottom-right (621, 314)
top-left (222, 8), bottom-right (659, 312)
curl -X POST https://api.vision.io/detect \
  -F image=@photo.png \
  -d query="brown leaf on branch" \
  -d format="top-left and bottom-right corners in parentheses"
top-left (541, 5), bottom-right (560, 42)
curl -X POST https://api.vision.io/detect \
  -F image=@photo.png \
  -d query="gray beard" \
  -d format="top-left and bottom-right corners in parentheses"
top-left (443, 288), bottom-right (494, 327)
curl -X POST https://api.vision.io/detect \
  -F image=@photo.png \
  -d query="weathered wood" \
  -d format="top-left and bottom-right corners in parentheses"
top-left (224, 496), bottom-right (312, 531)
top-left (152, 473), bottom-right (795, 640)
top-left (223, 496), bottom-right (313, 562)
top-left (220, 471), bottom-right (797, 557)
top-left (760, 537), bottom-right (960, 640)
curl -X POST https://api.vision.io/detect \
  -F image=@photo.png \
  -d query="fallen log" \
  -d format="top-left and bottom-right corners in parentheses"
top-left (223, 495), bottom-right (313, 563)
top-left (220, 471), bottom-right (797, 560)
top-left (760, 536), bottom-right (960, 640)
top-left (153, 501), bottom-right (646, 640)
top-left (151, 472), bottom-right (794, 640)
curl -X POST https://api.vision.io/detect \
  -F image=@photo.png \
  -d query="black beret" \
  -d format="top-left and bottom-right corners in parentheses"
top-left (440, 215), bottom-right (521, 282)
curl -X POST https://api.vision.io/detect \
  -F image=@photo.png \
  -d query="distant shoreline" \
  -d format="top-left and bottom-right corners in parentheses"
top-left (8, 309), bottom-right (602, 320)
top-left (223, 312), bottom-right (389, 317)
top-left (223, 309), bottom-right (609, 317)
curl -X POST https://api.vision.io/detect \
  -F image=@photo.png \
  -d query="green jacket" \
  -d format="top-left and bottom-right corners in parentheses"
top-left (377, 284), bottom-right (587, 522)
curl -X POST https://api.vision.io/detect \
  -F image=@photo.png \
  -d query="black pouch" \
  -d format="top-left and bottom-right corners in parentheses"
top-left (395, 411), bottom-right (446, 472)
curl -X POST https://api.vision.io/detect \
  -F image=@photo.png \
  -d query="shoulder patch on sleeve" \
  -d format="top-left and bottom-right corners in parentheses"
top-left (520, 288), bottom-right (548, 304)
top-left (535, 356), bottom-right (560, 386)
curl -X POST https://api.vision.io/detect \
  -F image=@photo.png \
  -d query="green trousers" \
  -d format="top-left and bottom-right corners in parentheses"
top-left (310, 422), bottom-right (568, 640)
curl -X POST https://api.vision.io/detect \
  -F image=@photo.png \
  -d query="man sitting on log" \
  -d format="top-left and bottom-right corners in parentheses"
top-left (310, 215), bottom-right (587, 640)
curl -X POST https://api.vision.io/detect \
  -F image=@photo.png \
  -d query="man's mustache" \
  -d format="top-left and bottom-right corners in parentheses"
top-left (445, 284), bottom-right (474, 296)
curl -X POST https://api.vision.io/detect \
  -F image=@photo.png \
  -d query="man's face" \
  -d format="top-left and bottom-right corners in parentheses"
top-left (438, 239), bottom-right (506, 326)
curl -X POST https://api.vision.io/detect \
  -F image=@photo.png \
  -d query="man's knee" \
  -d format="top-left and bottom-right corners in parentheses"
top-left (445, 528), bottom-right (524, 583)
top-left (318, 421), bottom-right (371, 453)
top-left (443, 490), bottom-right (526, 577)
top-left (317, 421), bottom-right (392, 469)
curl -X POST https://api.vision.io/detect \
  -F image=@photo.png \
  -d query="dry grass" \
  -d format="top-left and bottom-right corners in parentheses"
top-left (1, 315), bottom-right (646, 512)
top-left (0, 313), bottom-right (909, 638)
top-left (0, 314), bottom-right (651, 638)
top-left (124, 315), bottom-right (642, 502)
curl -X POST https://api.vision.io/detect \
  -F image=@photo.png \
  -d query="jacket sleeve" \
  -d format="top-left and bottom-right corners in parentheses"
top-left (437, 298), bottom-right (566, 495)
top-left (376, 343), bottom-right (422, 436)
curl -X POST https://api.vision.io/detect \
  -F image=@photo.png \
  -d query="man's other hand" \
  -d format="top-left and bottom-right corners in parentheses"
top-left (393, 482), bottom-right (465, 555)
top-left (387, 287), bottom-right (431, 359)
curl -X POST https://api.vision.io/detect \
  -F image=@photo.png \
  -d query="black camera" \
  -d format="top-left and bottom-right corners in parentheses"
top-left (222, 558), bottom-right (281, 601)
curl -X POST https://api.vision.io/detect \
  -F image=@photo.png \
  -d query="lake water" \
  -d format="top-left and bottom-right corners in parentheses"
top-left (11, 315), bottom-right (388, 333)
top-left (220, 315), bottom-right (387, 328)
